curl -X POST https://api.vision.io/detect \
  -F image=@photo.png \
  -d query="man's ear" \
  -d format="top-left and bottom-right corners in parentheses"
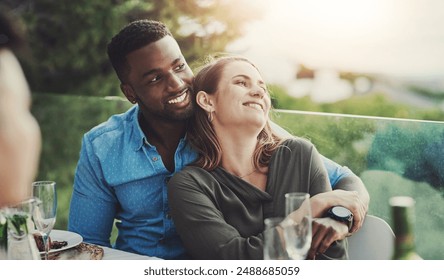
top-left (196, 91), bottom-right (214, 112)
top-left (121, 84), bottom-right (137, 104)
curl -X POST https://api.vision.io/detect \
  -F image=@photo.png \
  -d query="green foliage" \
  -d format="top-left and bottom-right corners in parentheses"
top-left (16, 0), bottom-right (125, 96)
top-left (10, 0), bottom-right (263, 97)
top-left (272, 112), bottom-right (374, 175)
top-left (409, 85), bottom-right (444, 101)
top-left (271, 85), bottom-right (444, 121)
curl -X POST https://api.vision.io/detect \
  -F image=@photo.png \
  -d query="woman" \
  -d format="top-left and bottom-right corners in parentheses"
top-left (167, 55), bottom-right (349, 259)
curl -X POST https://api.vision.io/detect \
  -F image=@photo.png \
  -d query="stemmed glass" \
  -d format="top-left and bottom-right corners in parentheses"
top-left (282, 192), bottom-right (312, 260)
top-left (32, 181), bottom-right (57, 260)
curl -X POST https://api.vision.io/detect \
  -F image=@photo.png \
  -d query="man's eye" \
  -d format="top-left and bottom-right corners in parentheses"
top-left (174, 63), bottom-right (186, 71)
top-left (149, 75), bottom-right (162, 83)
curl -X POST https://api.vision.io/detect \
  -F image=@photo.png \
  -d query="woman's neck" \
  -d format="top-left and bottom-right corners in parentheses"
top-left (217, 126), bottom-right (269, 191)
top-left (217, 127), bottom-right (259, 177)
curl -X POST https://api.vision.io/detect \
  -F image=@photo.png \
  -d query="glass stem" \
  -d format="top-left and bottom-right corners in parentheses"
top-left (42, 233), bottom-right (49, 260)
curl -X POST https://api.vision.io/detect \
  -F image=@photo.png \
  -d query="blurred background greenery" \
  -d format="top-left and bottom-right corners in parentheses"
top-left (3, 0), bottom-right (443, 259)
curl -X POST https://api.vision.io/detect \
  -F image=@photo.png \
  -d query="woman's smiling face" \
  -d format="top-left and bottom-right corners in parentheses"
top-left (211, 60), bottom-right (271, 129)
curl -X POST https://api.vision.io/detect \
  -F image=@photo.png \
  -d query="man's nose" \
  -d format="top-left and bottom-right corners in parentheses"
top-left (167, 72), bottom-right (185, 90)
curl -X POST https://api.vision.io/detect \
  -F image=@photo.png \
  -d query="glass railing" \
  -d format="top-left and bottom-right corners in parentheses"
top-left (31, 93), bottom-right (444, 260)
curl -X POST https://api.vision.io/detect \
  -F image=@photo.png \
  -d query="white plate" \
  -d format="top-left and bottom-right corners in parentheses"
top-left (39, 229), bottom-right (83, 254)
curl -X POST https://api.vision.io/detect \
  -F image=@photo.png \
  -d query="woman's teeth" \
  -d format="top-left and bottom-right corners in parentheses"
top-left (245, 103), bottom-right (262, 110)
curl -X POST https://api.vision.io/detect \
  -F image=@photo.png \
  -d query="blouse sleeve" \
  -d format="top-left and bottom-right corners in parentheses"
top-left (167, 168), bottom-right (263, 260)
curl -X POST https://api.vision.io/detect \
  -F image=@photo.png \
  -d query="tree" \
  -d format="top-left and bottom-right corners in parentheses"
top-left (7, 0), bottom-right (264, 96)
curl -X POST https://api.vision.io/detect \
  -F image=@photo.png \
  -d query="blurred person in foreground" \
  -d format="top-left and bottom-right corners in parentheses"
top-left (68, 19), bottom-right (369, 259)
top-left (168, 55), bottom-right (350, 259)
top-left (0, 7), bottom-right (41, 208)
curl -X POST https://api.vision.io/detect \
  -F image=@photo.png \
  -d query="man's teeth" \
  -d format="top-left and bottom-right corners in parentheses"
top-left (245, 103), bottom-right (262, 110)
top-left (168, 92), bottom-right (187, 104)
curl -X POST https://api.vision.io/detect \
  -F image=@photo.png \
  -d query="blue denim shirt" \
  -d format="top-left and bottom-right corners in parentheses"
top-left (68, 105), bottom-right (197, 259)
top-left (68, 105), bottom-right (351, 259)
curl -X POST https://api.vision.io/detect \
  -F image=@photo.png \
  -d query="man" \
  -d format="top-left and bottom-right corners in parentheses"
top-left (68, 20), bottom-right (369, 259)
top-left (0, 8), bottom-right (41, 208)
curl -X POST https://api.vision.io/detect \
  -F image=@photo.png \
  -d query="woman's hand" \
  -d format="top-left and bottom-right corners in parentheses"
top-left (307, 217), bottom-right (349, 259)
top-left (310, 190), bottom-right (367, 233)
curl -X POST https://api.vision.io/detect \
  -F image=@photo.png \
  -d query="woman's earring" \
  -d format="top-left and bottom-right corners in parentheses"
top-left (207, 111), bottom-right (214, 122)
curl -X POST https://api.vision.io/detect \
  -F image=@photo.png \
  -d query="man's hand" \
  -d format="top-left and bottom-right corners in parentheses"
top-left (330, 175), bottom-right (370, 233)
top-left (311, 190), bottom-right (367, 233)
top-left (307, 217), bottom-right (349, 260)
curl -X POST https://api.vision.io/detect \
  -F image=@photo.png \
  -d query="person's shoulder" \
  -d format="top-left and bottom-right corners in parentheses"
top-left (280, 136), bottom-right (315, 151)
top-left (171, 166), bottom-right (208, 180)
top-left (169, 166), bottom-right (214, 188)
top-left (84, 106), bottom-right (137, 142)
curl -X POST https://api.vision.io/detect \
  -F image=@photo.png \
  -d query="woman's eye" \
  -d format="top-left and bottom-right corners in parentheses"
top-left (236, 80), bottom-right (247, 86)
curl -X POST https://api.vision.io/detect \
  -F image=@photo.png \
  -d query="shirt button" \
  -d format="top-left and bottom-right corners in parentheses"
top-left (165, 177), bottom-right (170, 184)
top-left (166, 213), bottom-right (172, 219)
top-left (152, 156), bottom-right (158, 161)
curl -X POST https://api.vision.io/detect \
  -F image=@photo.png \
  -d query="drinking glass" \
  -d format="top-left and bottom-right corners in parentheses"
top-left (32, 181), bottom-right (57, 260)
top-left (263, 217), bottom-right (289, 260)
top-left (3, 198), bottom-right (40, 260)
top-left (282, 192), bottom-right (312, 260)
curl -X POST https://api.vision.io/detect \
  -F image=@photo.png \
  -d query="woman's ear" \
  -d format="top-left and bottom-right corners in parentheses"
top-left (196, 91), bottom-right (214, 112)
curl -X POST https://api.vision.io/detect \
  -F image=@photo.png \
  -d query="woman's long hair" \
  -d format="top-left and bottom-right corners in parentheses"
top-left (188, 55), bottom-right (283, 171)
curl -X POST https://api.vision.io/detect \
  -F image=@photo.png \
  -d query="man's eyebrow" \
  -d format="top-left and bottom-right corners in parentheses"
top-left (142, 68), bottom-right (160, 79)
top-left (141, 57), bottom-right (183, 79)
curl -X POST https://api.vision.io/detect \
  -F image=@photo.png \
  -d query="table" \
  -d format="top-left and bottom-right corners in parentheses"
top-left (101, 246), bottom-right (160, 260)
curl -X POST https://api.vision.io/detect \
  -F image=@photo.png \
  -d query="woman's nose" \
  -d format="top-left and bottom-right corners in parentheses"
top-left (250, 85), bottom-right (265, 98)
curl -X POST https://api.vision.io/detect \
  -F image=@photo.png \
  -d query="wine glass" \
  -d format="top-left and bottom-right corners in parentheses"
top-left (32, 181), bottom-right (57, 260)
top-left (282, 192), bottom-right (312, 260)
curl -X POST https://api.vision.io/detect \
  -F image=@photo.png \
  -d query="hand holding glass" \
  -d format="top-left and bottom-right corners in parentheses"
top-left (282, 192), bottom-right (312, 260)
top-left (32, 181), bottom-right (57, 260)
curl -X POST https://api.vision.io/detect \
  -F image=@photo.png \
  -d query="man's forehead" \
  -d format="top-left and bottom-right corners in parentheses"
top-left (126, 36), bottom-right (185, 71)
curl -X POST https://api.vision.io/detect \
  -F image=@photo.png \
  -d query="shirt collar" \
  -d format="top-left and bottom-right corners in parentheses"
top-left (131, 106), bottom-right (189, 152)
top-left (129, 106), bottom-right (147, 151)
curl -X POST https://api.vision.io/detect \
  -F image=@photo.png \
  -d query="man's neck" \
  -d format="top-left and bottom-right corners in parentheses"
top-left (138, 113), bottom-right (187, 149)
top-left (138, 113), bottom-right (187, 172)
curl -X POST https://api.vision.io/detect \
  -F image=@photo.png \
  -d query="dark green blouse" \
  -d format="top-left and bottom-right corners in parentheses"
top-left (167, 138), bottom-right (347, 259)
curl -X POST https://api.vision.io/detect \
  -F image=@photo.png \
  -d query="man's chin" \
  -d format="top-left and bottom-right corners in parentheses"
top-left (166, 106), bottom-right (195, 122)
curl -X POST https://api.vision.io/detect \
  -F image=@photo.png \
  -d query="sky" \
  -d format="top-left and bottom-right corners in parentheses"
top-left (227, 0), bottom-right (444, 85)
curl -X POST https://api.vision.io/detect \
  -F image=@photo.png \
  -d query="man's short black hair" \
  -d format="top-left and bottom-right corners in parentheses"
top-left (107, 19), bottom-right (173, 83)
